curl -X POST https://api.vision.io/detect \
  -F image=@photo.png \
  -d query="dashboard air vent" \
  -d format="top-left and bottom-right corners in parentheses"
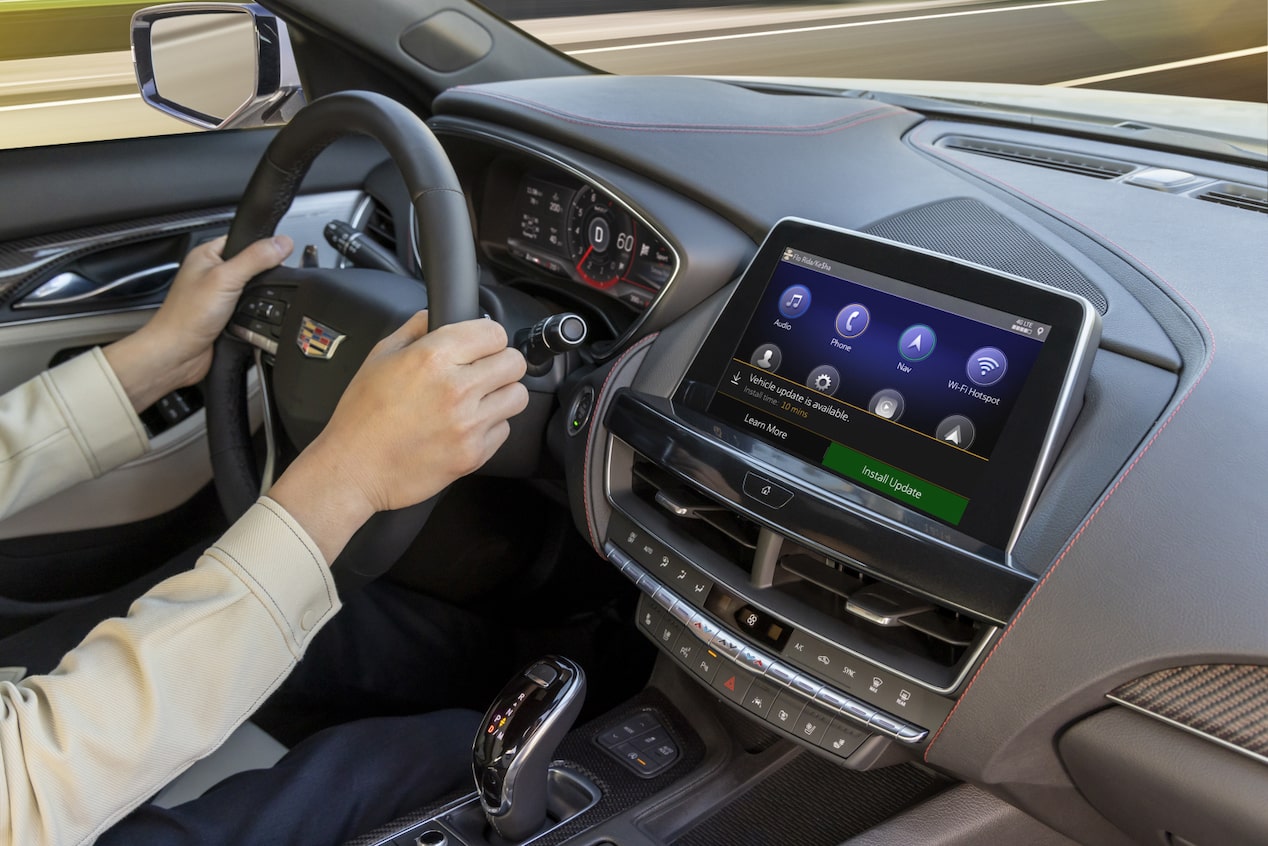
top-left (940, 136), bottom-right (1134, 180)
top-left (628, 454), bottom-right (985, 674)
top-left (1195, 182), bottom-right (1268, 215)
top-left (364, 201), bottom-right (398, 251)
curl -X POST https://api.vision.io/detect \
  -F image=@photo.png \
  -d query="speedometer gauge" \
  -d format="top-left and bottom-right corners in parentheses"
top-left (568, 187), bottom-right (635, 288)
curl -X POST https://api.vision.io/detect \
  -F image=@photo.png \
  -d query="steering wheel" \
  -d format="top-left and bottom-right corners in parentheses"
top-left (206, 91), bottom-right (479, 586)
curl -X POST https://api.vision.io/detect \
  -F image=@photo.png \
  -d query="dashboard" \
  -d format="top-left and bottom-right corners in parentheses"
top-left (420, 73), bottom-right (1268, 846)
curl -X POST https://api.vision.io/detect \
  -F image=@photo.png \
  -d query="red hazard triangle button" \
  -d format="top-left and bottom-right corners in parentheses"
top-left (723, 675), bottom-right (736, 691)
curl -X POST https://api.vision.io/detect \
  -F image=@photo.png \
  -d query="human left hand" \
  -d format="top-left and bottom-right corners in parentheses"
top-left (105, 234), bottom-right (293, 411)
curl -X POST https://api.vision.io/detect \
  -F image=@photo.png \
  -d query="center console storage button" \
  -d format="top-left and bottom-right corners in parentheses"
top-left (742, 472), bottom-right (794, 508)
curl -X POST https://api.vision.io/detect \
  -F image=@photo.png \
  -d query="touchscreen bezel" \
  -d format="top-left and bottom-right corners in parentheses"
top-left (675, 218), bottom-right (1101, 554)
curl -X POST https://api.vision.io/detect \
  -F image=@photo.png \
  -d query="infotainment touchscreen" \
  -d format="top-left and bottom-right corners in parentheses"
top-left (678, 219), bottom-right (1100, 551)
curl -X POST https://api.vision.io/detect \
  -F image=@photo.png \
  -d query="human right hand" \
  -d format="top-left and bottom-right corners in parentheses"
top-left (268, 312), bottom-right (529, 562)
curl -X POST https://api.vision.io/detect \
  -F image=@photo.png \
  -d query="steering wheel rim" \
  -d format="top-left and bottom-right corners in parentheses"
top-left (206, 91), bottom-right (479, 581)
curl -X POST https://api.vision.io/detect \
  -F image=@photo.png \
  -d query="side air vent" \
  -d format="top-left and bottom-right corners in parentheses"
top-left (940, 136), bottom-right (1135, 180)
top-left (628, 454), bottom-right (986, 675)
top-left (364, 200), bottom-right (399, 251)
top-left (1195, 181), bottom-right (1268, 215)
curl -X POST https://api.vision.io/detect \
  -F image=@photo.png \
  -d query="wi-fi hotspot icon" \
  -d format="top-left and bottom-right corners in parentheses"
top-left (967, 347), bottom-right (1008, 387)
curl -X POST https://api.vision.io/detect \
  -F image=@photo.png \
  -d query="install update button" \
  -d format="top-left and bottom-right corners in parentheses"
top-left (821, 442), bottom-right (969, 525)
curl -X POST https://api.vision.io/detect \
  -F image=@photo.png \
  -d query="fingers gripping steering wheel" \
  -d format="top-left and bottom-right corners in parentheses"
top-left (206, 91), bottom-right (479, 585)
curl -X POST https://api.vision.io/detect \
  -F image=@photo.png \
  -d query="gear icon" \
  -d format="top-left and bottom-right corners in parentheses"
top-left (814, 373), bottom-right (833, 391)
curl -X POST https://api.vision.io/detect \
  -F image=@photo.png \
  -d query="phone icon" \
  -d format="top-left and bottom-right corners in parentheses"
top-left (835, 304), bottom-right (870, 338)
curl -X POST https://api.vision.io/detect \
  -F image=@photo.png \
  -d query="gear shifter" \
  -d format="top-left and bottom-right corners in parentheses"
top-left (473, 656), bottom-right (586, 842)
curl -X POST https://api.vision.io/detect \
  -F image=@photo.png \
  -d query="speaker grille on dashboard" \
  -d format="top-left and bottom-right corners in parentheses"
top-left (863, 197), bottom-right (1110, 314)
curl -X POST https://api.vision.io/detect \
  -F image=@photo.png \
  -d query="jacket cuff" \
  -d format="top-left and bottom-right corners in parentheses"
top-left (41, 347), bottom-right (148, 477)
top-left (203, 497), bottom-right (341, 656)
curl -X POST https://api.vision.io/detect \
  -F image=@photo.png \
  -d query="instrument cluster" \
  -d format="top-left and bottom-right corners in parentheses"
top-left (493, 170), bottom-right (677, 312)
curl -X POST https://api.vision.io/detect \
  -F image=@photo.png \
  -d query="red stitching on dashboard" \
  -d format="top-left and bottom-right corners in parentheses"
top-left (452, 89), bottom-right (902, 136)
top-left (583, 332), bottom-right (661, 555)
top-left (915, 123), bottom-right (1217, 761)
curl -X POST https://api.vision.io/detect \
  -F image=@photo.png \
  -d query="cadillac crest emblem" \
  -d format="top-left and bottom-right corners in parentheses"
top-left (296, 316), bottom-right (346, 360)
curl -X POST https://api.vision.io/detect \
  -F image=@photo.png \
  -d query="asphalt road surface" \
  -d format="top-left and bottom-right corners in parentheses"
top-left (1, 0), bottom-right (1264, 150)
top-left (525, 0), bottom-right (1268, 101)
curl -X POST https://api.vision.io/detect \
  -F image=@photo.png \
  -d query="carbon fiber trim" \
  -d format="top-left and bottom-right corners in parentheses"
top-left (1110, 664), bottom-right (1268, 762)
top-left (343, 687), bottom-right (705, 846)
top-left (0, 207), bottom-right (235, 309)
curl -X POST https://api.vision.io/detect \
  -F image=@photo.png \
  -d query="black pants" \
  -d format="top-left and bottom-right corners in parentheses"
top-left (0, 539), bottom-right (508, 845)
top-left (96, 709), bottom-right (480, 846)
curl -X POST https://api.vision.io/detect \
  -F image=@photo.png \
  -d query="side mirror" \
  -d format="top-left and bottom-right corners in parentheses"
top-left (131, 2), bottom-right (305, 130)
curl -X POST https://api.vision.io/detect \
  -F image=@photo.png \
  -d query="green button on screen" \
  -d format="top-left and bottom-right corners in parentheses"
top-left (821, 442), bottom-right (969, 525)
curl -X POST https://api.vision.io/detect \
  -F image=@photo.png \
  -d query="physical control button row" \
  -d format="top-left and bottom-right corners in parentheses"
top-left (607, 543), bottom-right (929, 747)
top-left (594, 712), bottom-right (679, 778)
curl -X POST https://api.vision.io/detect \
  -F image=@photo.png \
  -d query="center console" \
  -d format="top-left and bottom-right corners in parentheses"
top-left (601, 219), bottom-right (1100, 765)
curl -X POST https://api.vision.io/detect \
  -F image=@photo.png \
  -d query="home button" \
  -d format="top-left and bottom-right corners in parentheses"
top-left (743, 473), bottom-right (794, 508)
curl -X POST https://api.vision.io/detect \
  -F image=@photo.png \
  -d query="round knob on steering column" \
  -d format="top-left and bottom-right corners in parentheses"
top-left (514, 313), bottom-right (588, 377)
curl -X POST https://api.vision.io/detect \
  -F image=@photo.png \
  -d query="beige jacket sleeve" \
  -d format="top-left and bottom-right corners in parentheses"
top-left (0, 347), bottom-right (149, 518)
top-left (0, 351), bottom-right (343, 845)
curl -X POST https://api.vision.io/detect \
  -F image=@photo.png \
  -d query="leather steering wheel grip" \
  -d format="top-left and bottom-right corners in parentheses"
top-left (208, 91), bottom-right (480, 524)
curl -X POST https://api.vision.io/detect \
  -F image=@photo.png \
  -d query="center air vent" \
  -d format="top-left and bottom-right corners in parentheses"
top-left (628, 454), bottom-right (987, 677)
top-left (939, 136), bottom-right (1135, 179)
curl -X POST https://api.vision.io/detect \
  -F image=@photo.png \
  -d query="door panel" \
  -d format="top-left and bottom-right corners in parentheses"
top-left (0, 129), bottom-right (390, 605)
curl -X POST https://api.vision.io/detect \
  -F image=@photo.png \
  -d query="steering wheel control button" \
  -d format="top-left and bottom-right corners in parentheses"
top-left (967, 346), bottom-right (1008, 387)
top-left (821, 720), bottom-right (868, 759)
top-left (835, 304), bottom-right (871, 338)
top-left (750, 343), bottom-right (782, 372)
top-left (742, 473), bottom-right (794, 509)
top-left (767, 690), bottom-right (807, 732)
top-left (936, 415), bottom-right (976, 449)
top-left (741, 678), bottom-right (779, 718)
top-left (898, 325), bottom-right (936, 362)
top-left (778, 285), bottom-right (812, 319)
top-left (806, 364), bottom-right (841, 396)
top-left (868, 388), bottom-right (906, 421)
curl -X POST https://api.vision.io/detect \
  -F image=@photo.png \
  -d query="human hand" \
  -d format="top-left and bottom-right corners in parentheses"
top-left (269, 312), bottom-right (529, 562)
top-left (105, 234), bottom-right (293, 411)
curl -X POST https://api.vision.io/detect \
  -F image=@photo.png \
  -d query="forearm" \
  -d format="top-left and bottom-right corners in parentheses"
top-left (0, 498), bottom-right (339, 846)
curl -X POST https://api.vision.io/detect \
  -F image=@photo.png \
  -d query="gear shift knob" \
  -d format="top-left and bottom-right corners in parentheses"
top-left (473, 656), bottom-right (586, 842)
